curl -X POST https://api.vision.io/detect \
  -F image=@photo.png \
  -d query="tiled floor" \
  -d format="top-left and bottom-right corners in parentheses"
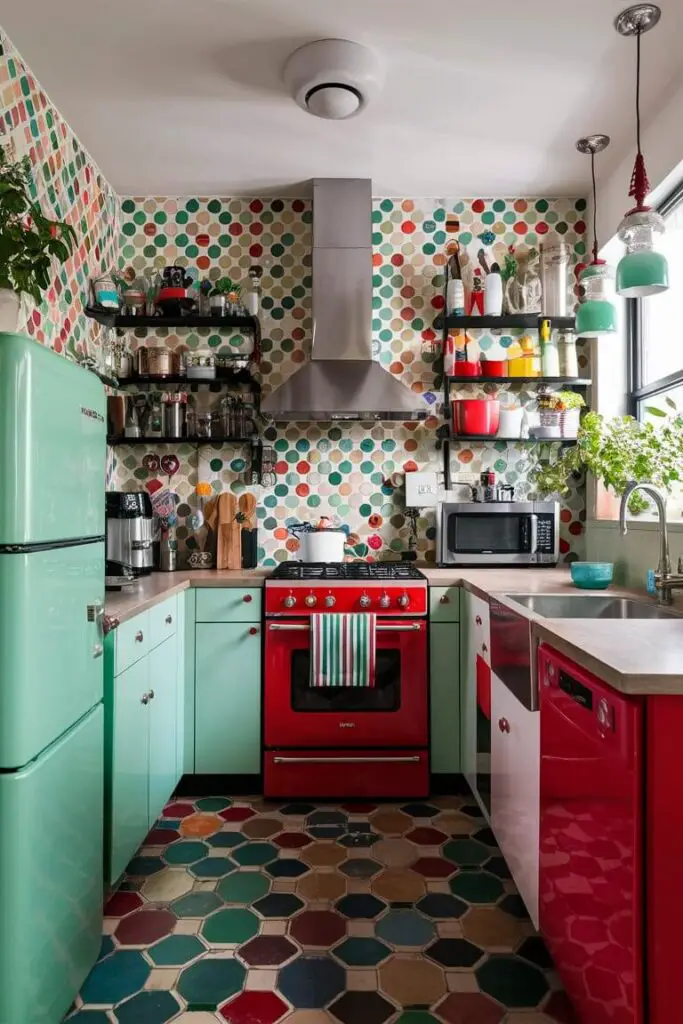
top-left (68, 796), bottom-right (576, 1023)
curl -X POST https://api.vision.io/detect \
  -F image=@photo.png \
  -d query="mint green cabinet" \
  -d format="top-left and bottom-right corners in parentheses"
top-left (148, 634), bottom-right (179, 827)
top-left (195, 622), bottom-right (261, 775)
top-left (106, 657), bottom-right (150, 884)
top-left (430, 622), bottom-right (461, 774)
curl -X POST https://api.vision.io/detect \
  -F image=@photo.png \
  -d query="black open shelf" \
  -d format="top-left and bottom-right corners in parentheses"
top-left (85, 306), bottom-right (259, 331)
top-left (436, 314), bottom-right (576, 331)
top-left (107, 435), bottom-right (257, 446)
top-left (448, 434), bottom-right (576, 445)
top-left (447, 375), bottom-right (591, 386)
top-left (116, 373), bottom-right (256, 387)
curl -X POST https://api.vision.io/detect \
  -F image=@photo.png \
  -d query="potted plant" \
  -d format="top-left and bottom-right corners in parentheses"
top-left (532, 402), bottom-right (683, 513)
top-left (0, 145), bottom-right (76, 332)
top-left (210, 276), bottom-right (242, 316)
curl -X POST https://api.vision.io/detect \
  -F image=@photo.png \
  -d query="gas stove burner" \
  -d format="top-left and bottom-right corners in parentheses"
top-left (269, 562), bottom-right (426, 582)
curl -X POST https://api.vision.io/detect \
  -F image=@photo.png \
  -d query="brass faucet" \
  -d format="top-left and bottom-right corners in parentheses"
top-left (619, 481), bottom-right (683, 606)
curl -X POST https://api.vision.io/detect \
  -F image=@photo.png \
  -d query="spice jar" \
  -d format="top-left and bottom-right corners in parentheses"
top-left (557, 331), bottom-right (579, 378)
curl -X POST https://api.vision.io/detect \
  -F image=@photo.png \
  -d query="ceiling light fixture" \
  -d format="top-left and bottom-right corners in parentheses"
top-left (283, 40), bottom-right (383, 120)
top-left (614, 4), bottom-right (669, 297)
top-left (575, 134), bottom-right (617, 338)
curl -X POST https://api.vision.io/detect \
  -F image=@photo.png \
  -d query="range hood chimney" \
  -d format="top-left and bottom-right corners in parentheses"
top-left (261, 179), bottom-right (428, 421)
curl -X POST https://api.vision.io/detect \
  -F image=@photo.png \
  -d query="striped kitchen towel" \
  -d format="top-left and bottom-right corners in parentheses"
top-left (310, 613), bottom-right (376, 688)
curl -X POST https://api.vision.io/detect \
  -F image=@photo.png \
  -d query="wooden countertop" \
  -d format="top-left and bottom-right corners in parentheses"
top-left (105, 565), bottom-right (683, 696)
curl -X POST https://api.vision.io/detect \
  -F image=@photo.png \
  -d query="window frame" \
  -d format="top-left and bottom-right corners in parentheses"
top-left (629, 180), bottom-right (683, 416)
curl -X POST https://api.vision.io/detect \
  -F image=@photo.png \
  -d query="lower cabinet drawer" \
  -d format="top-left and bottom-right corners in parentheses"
top-left (115, 612), bottom-right (150, 675)
top-left (429, 587), bottom-right (460, 622)
top-left (264, 751), bottom-right (429, 800)
top-left (149, 596), bottom-right (177, 650)
top-left (196, 588), bottom-right (261, 623)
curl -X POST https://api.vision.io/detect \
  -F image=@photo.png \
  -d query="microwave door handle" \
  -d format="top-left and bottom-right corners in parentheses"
top-left (529, 514), bottom-right (538, 553)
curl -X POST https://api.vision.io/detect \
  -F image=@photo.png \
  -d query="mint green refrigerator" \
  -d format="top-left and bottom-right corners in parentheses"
top-left (0, 334), bottom-right (106, 1023)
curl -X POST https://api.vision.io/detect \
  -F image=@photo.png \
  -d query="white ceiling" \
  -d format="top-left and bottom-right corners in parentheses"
top-left (2, 0), bottom-right (683, 198)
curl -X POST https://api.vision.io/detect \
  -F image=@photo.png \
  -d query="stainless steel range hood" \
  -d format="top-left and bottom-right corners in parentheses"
top-left (261, 179), bottom-right (427, 421)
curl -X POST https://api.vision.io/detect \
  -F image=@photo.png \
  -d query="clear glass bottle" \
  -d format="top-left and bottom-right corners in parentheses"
top-left (557, 331), bottom-right (579, 378)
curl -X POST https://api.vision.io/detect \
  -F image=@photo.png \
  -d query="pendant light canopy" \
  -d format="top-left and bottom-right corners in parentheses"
top-left (575, 134), bottom-right (617, 338)
top-left (615, 4), bottom-right (669, 297)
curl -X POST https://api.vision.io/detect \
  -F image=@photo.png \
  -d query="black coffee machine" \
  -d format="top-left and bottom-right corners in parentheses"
top-left (106, 492), bottom-right (154, 579)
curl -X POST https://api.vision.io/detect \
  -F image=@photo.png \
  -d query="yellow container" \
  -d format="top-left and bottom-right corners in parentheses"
top-left (508, 356), bottom-right (541, 377)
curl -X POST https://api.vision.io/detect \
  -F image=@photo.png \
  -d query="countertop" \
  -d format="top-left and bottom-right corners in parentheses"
top-left (104, 566), bottom-right (683, 696)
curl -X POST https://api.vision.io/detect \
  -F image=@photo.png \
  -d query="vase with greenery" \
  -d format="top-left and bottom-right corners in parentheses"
top-left (0, 145), bottom-right (76, 331)
top-left (532, 401), bottom-right (683, 513)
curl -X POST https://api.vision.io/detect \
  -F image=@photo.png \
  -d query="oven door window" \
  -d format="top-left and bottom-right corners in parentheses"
top-left (448, 514), bottom-right (530, 555)
top-left (291, 649), bottom-right (401, 712)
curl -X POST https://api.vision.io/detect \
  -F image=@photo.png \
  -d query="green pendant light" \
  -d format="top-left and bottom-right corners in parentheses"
top-left (575, 135), bottom-right (617, 338)
top-left (615, 4), bottom-right (669, 297)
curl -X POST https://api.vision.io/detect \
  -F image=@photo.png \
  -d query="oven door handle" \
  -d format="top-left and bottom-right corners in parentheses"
top-left (267, 623), bottom-right (422, 632)
top-left (529, 513), bottom-right (538, 554)
top-left (272, 756), bottom-right (421, 764)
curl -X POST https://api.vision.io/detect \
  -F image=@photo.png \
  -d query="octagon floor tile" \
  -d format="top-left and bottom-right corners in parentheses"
top-left (202, 908), bottom-right (260, 945)
top-left (66, 1012), bottom-right (111, 1022)
top-left (266, 859), bottom-right (310, 879)
top-left (146, 828), bottom-right (179, 846)
top-left (290, 910), bottom-right (347, 947)
top-left (172, 891), bottom-right (223, 917)
top-left (443, 840), bottom-right (491, 868)
top-left (274, 832), bottom-right (312, 850)
top-left (308, 811), bottom-right (348, 826)
top-left (219, 807), bottom-right (257, 823)
top-left (333, 938), bottom-right (391, 967)
top-left (115, 909), bottom-right (176, 945)
top-left (142, 868), bottom-right (194, 902)
top-left (253, 894), bottom-right (305, 918)
top-left (476, 955), bottom-right (549, 1009)
top-left (79, 950), bottom-right (150, 1004)
top-left (126, 856), bottom-right (165, 877)
top-left (98, 936), bottom-right (115, 961)
top-left (286, 1013), bottom-right (335, 1023)
top-left (335, 894), bottom-right (386, 919)
top-left (165, 841), bottom-right (210, 866)
top-left (417, 894), bottom-right (468, 920)
top-left (401, 803), bottom-right (440, 817)
top-left (278, 955), bottom-right (346, 1009)
top-left (191, 857), bottom-right (237, 879)
top-left (517, 937), bottom-right (553, 970)
top-left (241, 817), bottom-right (283, 839)
top-left (114, 990), bottom-right (181, 1023)
top-left (104, 891), bottom-right (143, 918)
top-left (195, 798), bottom-right (232, 813)
top-left (233, 843), bottom-right (279, 867)
top-left (371, 811), bottom-right (413, 835)
top-left (339, 858), bottom-right (381, 879)
top-left (499, 895), bottom-right (528, 920)
top-left (218, 871), bottom-right (271, 904)
top-left (149, 935), bottom-right (206, 966)
top-left (339, 831), bottom-right (380, 848)
top-left (376, 909), bottom-right (435, 948)
top-left (341, 803), bottom-right (377, 814)
top-left (436, 992), bottom-right (505, 1024)
top-left (163, 802), bottom-right (196, 818)
top-left (433, 812), bottom-right (479, 836)
top-left (473, 828), bottom-right (497, 847)
top-left (462, 907), bottom-right (526, 951)
top-left (406, 827), bottom-right (448, 846)
top-left (486, 857), bottom-right (512, 880)
top-left (372, 868), bottom-right (426, 902)
top-left (373, 838), bottom-right (418, 868)
top-left (239, 935), bottom-right (299, 967)
top-left (329, 991), bottom-right (395, 1024)
top-left (412, 857), bottom-right (456, 879)
top-left (297, 872), bottom-right (346, 902)
top-left (180, 814), bottom-right (224, 838)
top-left (379, 955), bottom-right (446, 1007)
top-left (426, 938), bottom-right (483, 968)
top-left (307, 825), bottom-right (347, 840)
top-left (208, 833), bottom-right (247, 849)
top-left (176, 957), bottom-right (246, 1008)
top-left (449, 872), bottom-right (505, 904)
top-left (219, 990), bottom-right (289, 1023)
top-left (302, 843), bottom-right (347, 868)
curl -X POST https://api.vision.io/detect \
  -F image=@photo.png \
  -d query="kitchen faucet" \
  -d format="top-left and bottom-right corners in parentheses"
top-left (619, 481), bottom-right (683, 606)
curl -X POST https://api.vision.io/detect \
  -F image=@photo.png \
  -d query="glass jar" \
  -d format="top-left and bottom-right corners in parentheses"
top-left (557, 331), bottom-right (579, 377)
top-left (184, 353), bottom-right (216, 380)
top-left (539, 236), bottom-right (570, 316)
top-left (187, 410), bottom-right (216, 439)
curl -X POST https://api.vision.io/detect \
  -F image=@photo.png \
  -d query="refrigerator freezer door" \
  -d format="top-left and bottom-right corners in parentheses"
top-left (0, 703), bottom-right (103, 1024)
top-left (0, 333), bottom-right (106, 546)
top-left (0, 541), bottom-right (105, 768)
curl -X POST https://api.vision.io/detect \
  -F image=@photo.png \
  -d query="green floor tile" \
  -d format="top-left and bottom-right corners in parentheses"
top-left (149, 935), bottom-right (206, 966)
top-left (201, 907), bottom-right (260, 944)
top-left (176, 956), bottom-right (246, 1007)
top-left (217, 871), bottom-right (270, 904)
top-left (449, 870), bottom-right (504, 904)
top-left (476, 954), bottom-right (549, 1008)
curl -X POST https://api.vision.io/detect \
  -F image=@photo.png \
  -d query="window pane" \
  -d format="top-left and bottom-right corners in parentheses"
top-left (640, 201), bottom-right (683, 385)
top-left (639, 381), bottom-right (683, 423)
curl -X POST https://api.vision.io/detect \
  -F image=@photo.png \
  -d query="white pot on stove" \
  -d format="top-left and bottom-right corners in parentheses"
top-left (297, 530), bottom-right (347, 562)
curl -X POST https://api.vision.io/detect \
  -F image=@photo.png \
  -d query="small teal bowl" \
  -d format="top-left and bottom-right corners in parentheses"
top-left (570, 562), bottom-right (614, 590)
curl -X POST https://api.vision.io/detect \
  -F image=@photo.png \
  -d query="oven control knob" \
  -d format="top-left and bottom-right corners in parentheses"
top-left (397, 593), bottom-right (410, 609)
top-left (359, 594), bottom-right (372, 609)
top-left (324, 595), bottom-right (336, 608)
top-left (379, 593), bottom-right (391, 609)
top-left (305, 594), bottom-right (318, 607)
top-left (283, 595), bottom-right (297, 609)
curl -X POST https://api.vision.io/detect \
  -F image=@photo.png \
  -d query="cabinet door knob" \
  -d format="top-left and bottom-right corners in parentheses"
top-left (482, 642), bottom-right (488, 654)
top-left (498, 717), bottom-right (510, 733)
top-left (165, 615), bottom-right (173, 624)
top-left (135, 631), bottom-right (144, 643)
top-left (148, 689), bottom-right (155, 700)
top-left (439, 595), bottom-right (450, 604)
top-left (243, 594), bottom-right (253, 603)
top-left (475, 615), bottom-right (482, 626)
top-left (249, 627), bottom-right (259, 636)
top-left (141, 693), bottom-right (149, 705)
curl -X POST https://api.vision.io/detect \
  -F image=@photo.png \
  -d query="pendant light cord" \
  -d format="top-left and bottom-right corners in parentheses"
top-left (636, 27), bottom-right (642, 155)
top-left (591, 150), bottom-right (599, 262)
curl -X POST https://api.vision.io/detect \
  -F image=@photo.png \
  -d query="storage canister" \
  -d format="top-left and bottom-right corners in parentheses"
top-left (539, 235), bottom-right (570, 316)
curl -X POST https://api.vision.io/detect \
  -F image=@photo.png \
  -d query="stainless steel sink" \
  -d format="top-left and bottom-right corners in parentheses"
top-left (504, 594), bottom-right (681, 620)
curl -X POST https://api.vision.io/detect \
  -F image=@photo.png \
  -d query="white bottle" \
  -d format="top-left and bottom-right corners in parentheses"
top-left (447, 278), bottom-right (465, 316)
top-left (484, 265), bottom-right (503, 316)
top-left (540, 318), bottom-right (560, 377)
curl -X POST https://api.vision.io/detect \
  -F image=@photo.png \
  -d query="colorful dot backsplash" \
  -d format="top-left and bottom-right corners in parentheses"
top-left (113, 197), bottom-right (587, 566)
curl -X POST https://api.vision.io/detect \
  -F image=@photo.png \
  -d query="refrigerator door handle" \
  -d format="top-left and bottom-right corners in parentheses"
top-left (92, 643), bottom-right (104, 659)
top-left (87, 601), bottom-right (105, 658)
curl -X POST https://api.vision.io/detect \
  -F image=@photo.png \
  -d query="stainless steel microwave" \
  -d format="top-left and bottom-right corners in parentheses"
top-left (436, 501), bottom-right (560, 567)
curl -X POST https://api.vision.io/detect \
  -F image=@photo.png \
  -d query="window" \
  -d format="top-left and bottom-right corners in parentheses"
top-left (630, 184), bottom-right (683, 418)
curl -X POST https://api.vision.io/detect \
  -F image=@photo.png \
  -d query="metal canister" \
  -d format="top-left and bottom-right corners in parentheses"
top-left (159, 535), bottom-right (178, 571)
top-left (539, 236), bottom-right (570, 316)
top-left (163, 399), bottom-right (186, 438)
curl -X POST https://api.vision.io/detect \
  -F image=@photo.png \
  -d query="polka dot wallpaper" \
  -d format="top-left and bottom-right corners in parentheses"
top-left (112, 195), bottom-right (587, 566)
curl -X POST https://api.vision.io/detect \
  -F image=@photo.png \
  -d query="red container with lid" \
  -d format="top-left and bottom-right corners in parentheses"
top-left (452, 399), bottom-right (500, 436)
top-left (480, 358), bottom-right (507, 377)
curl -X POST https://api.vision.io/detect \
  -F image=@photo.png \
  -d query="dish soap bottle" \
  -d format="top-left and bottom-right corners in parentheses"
top-left (539, 318), bottom-right (560, 378)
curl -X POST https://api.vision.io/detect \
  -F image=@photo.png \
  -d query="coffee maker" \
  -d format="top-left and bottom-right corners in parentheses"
top-left (106, 491), bottom-right (154, 579)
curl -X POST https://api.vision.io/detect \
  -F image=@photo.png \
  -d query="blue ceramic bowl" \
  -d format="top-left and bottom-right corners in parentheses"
top-left (570, 562), bottom-right (614, 590)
